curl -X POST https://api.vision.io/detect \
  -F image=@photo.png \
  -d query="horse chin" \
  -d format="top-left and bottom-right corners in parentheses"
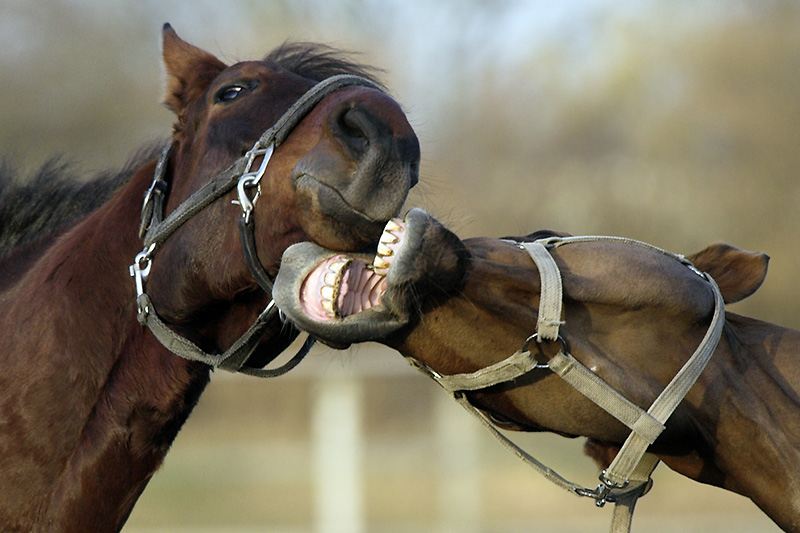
top-left (273, 208), bottom-right (469, 348)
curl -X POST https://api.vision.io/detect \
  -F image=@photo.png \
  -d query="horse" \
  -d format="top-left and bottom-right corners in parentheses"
top-left (273, 208), bottom-right (800, 532)
top-left (0, 25), bottom-right (419, 531)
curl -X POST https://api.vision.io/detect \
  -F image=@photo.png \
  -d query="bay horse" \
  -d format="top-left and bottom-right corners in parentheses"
top-left (273, 208), bottom-right (799, 532)
top-left (0, 25), bottom-right (419, 531)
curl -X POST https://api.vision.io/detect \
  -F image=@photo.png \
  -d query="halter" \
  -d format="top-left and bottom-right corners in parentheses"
top-left (130, 74), bottom-right (382, 377)
top-left (407, 235), bottom-right (725, 533)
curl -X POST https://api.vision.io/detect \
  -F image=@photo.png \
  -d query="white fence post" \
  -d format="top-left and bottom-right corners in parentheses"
top-left (312, 372), bottom-right (365, 533)
top-left (435, 391), bottom-right (482, 533)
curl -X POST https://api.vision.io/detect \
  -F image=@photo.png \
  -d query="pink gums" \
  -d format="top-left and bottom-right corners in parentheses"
top-left (298, 219), bottom-right (407, 323)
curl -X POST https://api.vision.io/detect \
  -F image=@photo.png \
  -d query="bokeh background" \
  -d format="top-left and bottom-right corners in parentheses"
top-left (3, 0), bottom-right (798, 531)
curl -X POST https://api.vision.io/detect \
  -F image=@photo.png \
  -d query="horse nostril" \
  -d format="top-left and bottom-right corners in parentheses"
top-left (334, 105), bottom-right (378, 159)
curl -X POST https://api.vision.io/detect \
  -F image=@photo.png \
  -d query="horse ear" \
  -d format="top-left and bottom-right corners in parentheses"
top-left (687, 243), bottom-right (769, 304)
top-left (161, 23), bottom-right (227, 116)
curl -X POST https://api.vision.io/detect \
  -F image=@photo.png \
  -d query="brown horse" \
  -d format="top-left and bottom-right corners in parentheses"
top-left (274, 208), bottom-right (800, 532)
top-left (0, 26), bottom-right (419, 531)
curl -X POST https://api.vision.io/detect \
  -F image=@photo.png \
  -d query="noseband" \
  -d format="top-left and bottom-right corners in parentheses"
top-left (130, 74), bottom-right (382, 377)
top-left (407, 235), bottom-right (725, 533)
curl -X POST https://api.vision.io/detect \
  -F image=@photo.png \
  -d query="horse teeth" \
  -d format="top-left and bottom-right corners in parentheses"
top-left (377, 243), bottom-right (393, 257)
top-left (385, 219), bottom-right (403, 233)
top-left (372, 266), bottom-right (389, 276)
top-left (324, 272), bottom-right (339, 286)
top-left (328, 259), bottom-right (348, 274)
top-left (320, 285), bottom-right (336, 300)
top-left (379, 231), bottom-right (399, 245)
top-left (373, 256), bottom-right (390, 271)
top-left (321, 299), bottom-right (336, 317)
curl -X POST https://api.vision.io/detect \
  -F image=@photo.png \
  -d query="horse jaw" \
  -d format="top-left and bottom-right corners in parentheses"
top-left (274, 208), bottom-right (470, 347)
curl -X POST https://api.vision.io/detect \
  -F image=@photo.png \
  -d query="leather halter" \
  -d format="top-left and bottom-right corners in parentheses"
top-left (407, 235), bottom-right (725, 533)
top-left (130, 74), bottom-right (382, 377)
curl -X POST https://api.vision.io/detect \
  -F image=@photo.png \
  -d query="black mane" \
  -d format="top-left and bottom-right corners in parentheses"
top-left (0, 144), bottom-right (163, 261)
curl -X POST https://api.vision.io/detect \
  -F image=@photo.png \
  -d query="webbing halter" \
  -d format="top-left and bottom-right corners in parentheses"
top-left (407, 235), bottom-right (725, 533)
top-left (130, 74), bottom-right (382, 377)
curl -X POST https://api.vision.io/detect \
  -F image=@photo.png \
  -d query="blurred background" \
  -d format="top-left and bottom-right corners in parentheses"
top-left (2, 0), bottom-right (797, 531)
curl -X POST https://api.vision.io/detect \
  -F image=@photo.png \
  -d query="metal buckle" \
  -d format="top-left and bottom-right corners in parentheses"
top-left (575, 484), bottom-right (616, 508)
top-left (574, 472), bottom-right (630, 508)
top-left (242, 142), bottom-right (275, 185)
top-left (141, 178), bottom-right (164, 214)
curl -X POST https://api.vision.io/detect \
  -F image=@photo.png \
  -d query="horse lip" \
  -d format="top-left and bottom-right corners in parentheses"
top-left (293, 172), bottom-right (392, 237)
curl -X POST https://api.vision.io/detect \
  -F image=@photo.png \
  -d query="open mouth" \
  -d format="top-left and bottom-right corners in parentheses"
top-left (274, 208), bottom-right (468, 346)
top-left (299, 219), bottom-right (407, 322)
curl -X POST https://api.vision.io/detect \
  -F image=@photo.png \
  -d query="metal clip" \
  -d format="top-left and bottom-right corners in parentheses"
top-left (129, 243), bottom-right (156, 298)
top-left (234, 175), bottom-right (261, 224)
top-left (574, 483), bottom-right (616, 508)
top-left (232, 142), bottom-right (273, 222)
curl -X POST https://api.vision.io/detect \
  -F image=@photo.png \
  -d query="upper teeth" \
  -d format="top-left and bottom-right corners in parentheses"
top-left (372, 256), bottom-right (391, 275)
top-left (379, 232), bottom-right (399, 245)
top-left (371, 218), bottom-right (405, 276)
top-left (377, 243), bottom-right (393, 257)
top-left (385, 219), bottom-right (403, 233)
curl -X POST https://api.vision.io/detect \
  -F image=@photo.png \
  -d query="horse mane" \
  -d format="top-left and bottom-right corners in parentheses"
top-left (265, 42), bottom-right (386, 89)
top-left (0, 143), bottom-right (163, 262)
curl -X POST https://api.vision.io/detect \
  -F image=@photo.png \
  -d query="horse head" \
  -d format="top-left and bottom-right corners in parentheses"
top-left (274, 207), bottom-right (775, 470)
top-left (273, 210), bottom-right (800, 530)
top-left (142, 26), bottom-right (419, 363)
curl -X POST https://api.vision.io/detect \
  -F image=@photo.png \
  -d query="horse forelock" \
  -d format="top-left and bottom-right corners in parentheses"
top-left (0, 142), bottom-right (164, 262)
top-left (264, 41), bottom-right (386, 89)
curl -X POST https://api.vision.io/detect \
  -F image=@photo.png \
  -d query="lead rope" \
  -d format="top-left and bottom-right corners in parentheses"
top-left (406, 235), bottom-right (725, 533)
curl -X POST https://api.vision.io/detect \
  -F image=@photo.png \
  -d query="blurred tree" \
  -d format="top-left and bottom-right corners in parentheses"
top-left (427, 2), bottom-right (800, 323)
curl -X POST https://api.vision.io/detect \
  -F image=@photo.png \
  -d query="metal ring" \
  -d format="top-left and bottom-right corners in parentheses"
top-left (521, 332), bottom-right (568, 354)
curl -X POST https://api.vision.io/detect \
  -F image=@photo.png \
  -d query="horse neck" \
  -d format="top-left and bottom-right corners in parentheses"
top-left (0, 161), bottom-right (211, 531)
top-left (708, 314), bottom-right (800, 467)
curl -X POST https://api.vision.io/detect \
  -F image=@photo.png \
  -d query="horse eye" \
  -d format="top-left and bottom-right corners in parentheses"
top-left (216, 86), bottom-right (243, 102)
top-left (214, 81), bottom-right (258, 104)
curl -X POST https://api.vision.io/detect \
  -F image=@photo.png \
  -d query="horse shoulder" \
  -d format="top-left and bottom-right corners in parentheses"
top-left (686, 243), bottom-right (769, 304)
